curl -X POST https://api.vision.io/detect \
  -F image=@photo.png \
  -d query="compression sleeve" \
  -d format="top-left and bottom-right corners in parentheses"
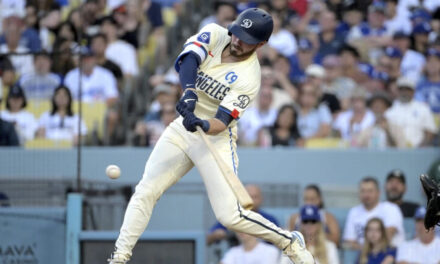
top-left (178, 52), bottom-right (200, 91)
top-left (215, 106), bottom-right (234, 126)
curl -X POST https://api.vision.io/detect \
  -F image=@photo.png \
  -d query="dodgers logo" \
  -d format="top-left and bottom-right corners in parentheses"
top-left (241, 19), bottom-right (253, 28)
top-left (225, 71), bottom-right (238, 84)
top-left (197, 32), bottom-right (211, 44)
top-left (233, 95), bottom-right (250, 109)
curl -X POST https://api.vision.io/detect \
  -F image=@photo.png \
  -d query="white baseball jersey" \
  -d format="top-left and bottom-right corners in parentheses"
top-left (175, 23), bottom-right (261, 139)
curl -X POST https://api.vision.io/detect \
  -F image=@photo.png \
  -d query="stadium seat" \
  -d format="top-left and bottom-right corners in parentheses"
top-left (305, 138), bottom-right (348, 149)
top-left (72, 101), bottom-right (107, 139)
top-left (27, 99), bottom-right (52, 118)
top-left (24, 138), bottom-right (72, 149)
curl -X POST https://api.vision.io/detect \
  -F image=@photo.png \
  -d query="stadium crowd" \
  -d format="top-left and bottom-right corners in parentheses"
top-left (213, 172), bottom-right (440, 264)
top-left (0, 0), bottom-right (439, 148)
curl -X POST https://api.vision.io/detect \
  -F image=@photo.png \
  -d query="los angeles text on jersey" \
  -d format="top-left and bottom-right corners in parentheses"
top-left (195, 71), bottom-right (230, 100)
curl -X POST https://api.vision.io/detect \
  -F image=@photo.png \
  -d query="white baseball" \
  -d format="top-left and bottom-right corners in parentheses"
top-left (106, 165), bottom-right (121, 179)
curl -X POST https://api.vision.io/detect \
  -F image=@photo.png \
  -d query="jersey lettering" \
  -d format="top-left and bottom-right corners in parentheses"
top-left (196, 71), bottom-right (230, 100)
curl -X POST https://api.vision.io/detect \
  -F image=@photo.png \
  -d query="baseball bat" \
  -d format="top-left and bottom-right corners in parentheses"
top-left (196, 126), bottom-right (254, 210)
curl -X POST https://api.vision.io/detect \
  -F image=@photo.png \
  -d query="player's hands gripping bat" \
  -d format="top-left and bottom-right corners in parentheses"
top-left (176, 89), bottom-right (198, 116)
top-left (196, 126), bottom-right (254, 210)
top-left (420, 174), bottom-right (440, 229)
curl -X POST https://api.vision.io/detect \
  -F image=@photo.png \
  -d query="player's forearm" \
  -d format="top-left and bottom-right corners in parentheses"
top-left (205, 118), bottom-right (227, 135)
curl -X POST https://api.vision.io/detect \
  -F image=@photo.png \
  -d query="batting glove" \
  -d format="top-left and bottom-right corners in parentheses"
top-left (176, 90), bottom-right (198, 116)
top-left (182, 112), bottom-right (210, 133)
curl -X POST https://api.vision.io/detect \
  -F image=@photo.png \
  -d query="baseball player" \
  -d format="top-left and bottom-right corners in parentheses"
top-left (108, 8), bottom-right (314, 264)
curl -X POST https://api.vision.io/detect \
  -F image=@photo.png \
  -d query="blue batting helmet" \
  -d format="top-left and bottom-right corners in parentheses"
top-left (227, 8), bottom-right (273, 45)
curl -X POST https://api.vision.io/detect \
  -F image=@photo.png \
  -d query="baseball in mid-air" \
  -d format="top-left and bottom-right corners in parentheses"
top-left (106, 165), bottom-right (121, 179)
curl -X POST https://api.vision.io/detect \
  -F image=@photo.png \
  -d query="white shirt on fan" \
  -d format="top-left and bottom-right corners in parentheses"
top-left (105, 40), bottom-right (139, 76)
top-left (385, 100), bottom-right (437, 147)
top-left (38, 112), bottom-right (87, 141)
top-left (0, 110), bottom-right (38, 143)
top-left (343, 201), bottom-right (405, 247)
top-left (333, 109), bottom-right (376, 140)
top-left (221, 242), bottom-right (280, 264)
top-left (396, 237), bottom-right (440, 264)
top-left (64, 66), bottom-right (118, 103)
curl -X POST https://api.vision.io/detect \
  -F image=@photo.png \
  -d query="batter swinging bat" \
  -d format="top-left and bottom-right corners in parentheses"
top-left (196, 126), bottom-right (254, 210)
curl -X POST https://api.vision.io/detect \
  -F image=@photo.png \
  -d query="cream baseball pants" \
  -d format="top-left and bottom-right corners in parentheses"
top-left (115, 119), bottom-right (292, 258)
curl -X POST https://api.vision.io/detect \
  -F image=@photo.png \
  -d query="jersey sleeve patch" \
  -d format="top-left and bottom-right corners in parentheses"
top-left (232, 95), bottom-right (250, 109)
top-left (231, 109), bottom-right (240, 119)
top-left (197, 32), bottom-right (211, 44)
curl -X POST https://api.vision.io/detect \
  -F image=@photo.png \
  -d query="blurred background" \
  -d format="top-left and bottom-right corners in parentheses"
top-left (0, 0), bottom-right (439, 263)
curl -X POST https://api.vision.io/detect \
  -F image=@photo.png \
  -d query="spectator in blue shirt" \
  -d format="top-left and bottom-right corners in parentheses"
top-left (289, 38), bottom-right (314, 85)
top-left (315, 10), bottom-right (346, 64)
top-left (416, 48), bottom-right (440, 115)
top-left (206, 184), bottom-right (279, 246)
top-left (359, 218), bottom-right (396, 264)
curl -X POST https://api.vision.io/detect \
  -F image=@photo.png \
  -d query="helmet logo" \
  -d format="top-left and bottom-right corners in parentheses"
top-left (240, 19), bottom-right (253, 28)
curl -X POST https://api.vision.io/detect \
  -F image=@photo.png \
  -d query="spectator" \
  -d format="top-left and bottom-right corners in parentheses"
top-left (289, 38), bottom-right (314, 85)
top-left (206, 184), bottom-right (279, 245)
top-left (133, 102), bottom-right (176, 147)
top-left (199, 1), bottom-right (236, 30)
top-left (18, 51), bottom-right (61, 100)
top-left (333, 88), bottom-right (375, 144)
top-left (288, 184), bottom-right (341, 245)
top-left (337, 3), bottom-right (363, 37)
top-left (396, 207), bottom-right (440, 264)
top-left (347, 2), bottom-right (392, 60)
top-left (0, 117), bottom-right (19, 146)
top-left (64, 48), bottom-right (119, 106)
top-left (339, 44), bottom-right (369, 84)
top-left (0, 15), bottom-right (41, 52)
top-left (38, 5), bottom-right (62, 52)
top-left (144, 83), bottom-right (178, 122)
top-left (0, 54), bottom-right (15, 87)
top-left (315, 10), bottom-right (346, 63)
top-left (359, 218), bottom-right (396, 264)
top-left (0, 84), bottom-right (37, 144)
top-left (382, 46), bottom-right (402, 82)
top-left (322, 55), bottom-right (356, 110)
top-left (305, 64), bottom-right (341, 115)
top-left (385, 77), bottom-right (438, 147)
top-left (220, 232), bottom-right (280, 264)
top-left (50, 37), bottom-right (75, 77)
top-left (284, 205), bottom-right (339, 264)
top-left (385, 170), bottom-right (420, 218)
top-left (239, 86), bottom-right (277, 146)
top-left (297, 83), bottom-right (332, 139)
top-left (383, 0), bottom-right (411, 35)
top-left (257, 104), bottom-right (301, 147)
top-left (55, 21), bottom-right (78, 48)
top-left (343, 177), bottom-right (405, 249)
top-left (90, 33), bottom-right (123, 81)
top-left (416, 48), bottom-right (440, 117)
top-left (100, 16), bottom-right (139, 77)
top-left (412, 22), bottom-right (431, 55)
top-left (259, 60), bottom-right (297, 108)
top-left (0, 15), bottom-right (34, 76)
top-left (268, 11), bottom-right (297, 57)
top-left (36, 85), bottom-right (87, 145)
top-left (356, 92), bottom-right (405, 148)
top-left (392, 31), bottom-right (426, 83)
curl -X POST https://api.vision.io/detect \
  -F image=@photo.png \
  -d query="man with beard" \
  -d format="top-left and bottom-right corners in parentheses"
top-left (385, 170), bottom-right (420, 218)
top-left (107, 8), bottom-right (314, 264)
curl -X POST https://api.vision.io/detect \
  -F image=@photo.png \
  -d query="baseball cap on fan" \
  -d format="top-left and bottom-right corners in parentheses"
top-left (300, 205), bottom-right (321, 222)
top-left (396, 77), bottom-right (415, 90)
top-left (386, 169), bottom-right (406, 184)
